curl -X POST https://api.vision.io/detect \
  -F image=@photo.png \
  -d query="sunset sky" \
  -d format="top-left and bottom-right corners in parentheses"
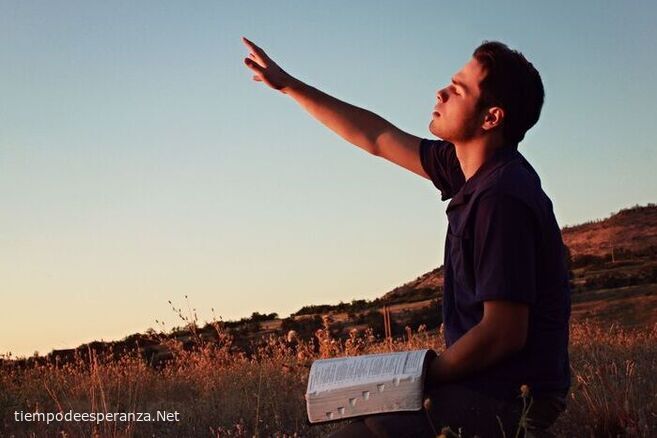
top-left (2, 1), bottom-right (656, 357)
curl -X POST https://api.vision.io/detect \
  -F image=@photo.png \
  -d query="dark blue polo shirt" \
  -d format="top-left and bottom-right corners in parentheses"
top-left (420, 138), bottom-right (571, 401)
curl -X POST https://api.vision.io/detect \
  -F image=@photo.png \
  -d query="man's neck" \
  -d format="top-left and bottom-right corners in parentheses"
top-left (453, 136), bottom-right (505, 181)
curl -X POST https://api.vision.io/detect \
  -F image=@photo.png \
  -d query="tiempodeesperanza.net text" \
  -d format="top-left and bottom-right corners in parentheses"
top-left (14, 410), bottom-right (180, 424)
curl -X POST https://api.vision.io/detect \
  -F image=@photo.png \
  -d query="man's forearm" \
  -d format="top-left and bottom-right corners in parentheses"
top-left (284, 78), bottom-right (393, 155)
top-left (426, 321), bottom-right (519, 387)
top-left (243, 38), bottom-right (425, 177)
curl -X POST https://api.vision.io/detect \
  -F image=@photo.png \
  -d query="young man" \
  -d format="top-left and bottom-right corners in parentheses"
top-left (243, 38), bottom-right (571, 437)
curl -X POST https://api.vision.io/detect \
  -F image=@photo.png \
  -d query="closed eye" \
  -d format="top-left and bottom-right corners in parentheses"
top-left (451, 78), bottom-right (467, 95)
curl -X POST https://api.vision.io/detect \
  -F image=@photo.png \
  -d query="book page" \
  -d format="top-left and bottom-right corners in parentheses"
top-left (307, 350), bottom-right (428, 393)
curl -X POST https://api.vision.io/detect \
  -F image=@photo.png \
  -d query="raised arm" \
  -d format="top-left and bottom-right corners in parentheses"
top-left (242, 37), bottom-right (428, 179)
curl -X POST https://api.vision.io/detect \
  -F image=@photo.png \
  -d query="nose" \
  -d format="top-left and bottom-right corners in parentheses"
top-left (436, 87), bottom-right (448, 103)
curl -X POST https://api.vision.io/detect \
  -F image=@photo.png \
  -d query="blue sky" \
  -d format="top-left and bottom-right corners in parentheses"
top-left (1, 1), bottom-right (656, 356)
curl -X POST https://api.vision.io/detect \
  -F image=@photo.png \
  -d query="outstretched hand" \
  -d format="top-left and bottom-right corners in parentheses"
top-left (242, 37), bottom-right (294, 92)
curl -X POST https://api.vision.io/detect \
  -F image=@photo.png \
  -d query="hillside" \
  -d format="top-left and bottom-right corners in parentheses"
top-left (11, 203), bottom-right (657, 366)
top-left (282, 203), bottom-right (657, 340)
top-left (562, 204), bottom-right (657, 258)
top-left (381, 203), bottom-right (657, 303)
top-left (379, 266), bottom-right (444, 303)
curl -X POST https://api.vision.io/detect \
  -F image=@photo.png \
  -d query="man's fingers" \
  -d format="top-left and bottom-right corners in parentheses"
top-left (244, 57), bottom-right (265, 74)
top-left (241, 36), bottom-right (271, 63)
top-left (241, 36), bottom-right (254, 48)
top-left (242, 37), bottom-right (282, 89)
top-left (242, 36), bottom-right (262, 55)
top-left (247, 51), bottom-right (266, 67)
top-left (244, 45), bottom-right (266, 66)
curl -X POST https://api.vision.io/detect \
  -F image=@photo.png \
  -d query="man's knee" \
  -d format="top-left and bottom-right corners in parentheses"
top-left (523, 396), bottom-right (566, 436)
top-left (363, 412), bottom-right (433, 438)
top-left (327, 412), bottom-right (432, 438)
top-left (326, 419), bottom-right (375, 438)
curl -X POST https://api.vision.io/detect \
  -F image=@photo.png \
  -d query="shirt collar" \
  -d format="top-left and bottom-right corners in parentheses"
top-left (447, 146), bottom-right (520, 211)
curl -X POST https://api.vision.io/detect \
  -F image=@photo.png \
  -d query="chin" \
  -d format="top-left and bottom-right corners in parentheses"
top-left (429, 119), bottom-right (446, 140)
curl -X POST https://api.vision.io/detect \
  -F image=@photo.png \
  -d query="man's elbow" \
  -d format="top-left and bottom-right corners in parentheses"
top-left (350, 131), bottom-right (380, 156)
top-left (369, 140), bottom-right (382, 157)
top-left (511, 333), bottom-right (528, 353)
top-left (482, 300), bottom-right (529, 356)
top-left (497, 329), bottom-right (527, 355)
top-left (484, 322), bottom-right (527, 358)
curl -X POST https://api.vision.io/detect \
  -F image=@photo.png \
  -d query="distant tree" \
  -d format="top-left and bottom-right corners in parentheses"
top-left (249, 312), bottom-right (278, 322)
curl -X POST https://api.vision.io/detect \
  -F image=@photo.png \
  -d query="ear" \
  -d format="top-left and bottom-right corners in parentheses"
top-left (482, 106), bottom-right (505, 131)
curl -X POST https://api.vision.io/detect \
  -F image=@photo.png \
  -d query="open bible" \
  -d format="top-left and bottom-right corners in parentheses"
top-left (305, 349), bottom-right (437, 423)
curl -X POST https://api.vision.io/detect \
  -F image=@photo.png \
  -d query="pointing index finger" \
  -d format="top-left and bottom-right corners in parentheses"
top-left (241, 37), bottom-right (268, 60)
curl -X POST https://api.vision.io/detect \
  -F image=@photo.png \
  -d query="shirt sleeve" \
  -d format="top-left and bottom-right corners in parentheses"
top-left (473, 192), bottom-right (537, 304)
top-left (419, 138), bottom-right (465, 201)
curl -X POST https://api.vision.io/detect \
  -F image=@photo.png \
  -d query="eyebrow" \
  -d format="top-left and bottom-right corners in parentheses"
top-left (451, 77), bottom-right (469, 93)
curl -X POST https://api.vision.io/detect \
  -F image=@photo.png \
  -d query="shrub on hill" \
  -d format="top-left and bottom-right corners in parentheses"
top-left (292, 299), bottom-right (372, 317)
top-left (583, 267), bottom-right (657, 290)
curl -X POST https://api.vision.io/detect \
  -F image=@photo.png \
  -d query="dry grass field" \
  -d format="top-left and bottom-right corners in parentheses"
top-left (1, 317), bottom-right (656, 437)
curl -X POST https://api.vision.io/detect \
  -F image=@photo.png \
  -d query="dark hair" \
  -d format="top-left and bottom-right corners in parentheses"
top-left (473, 41), bottom-right (544, 146)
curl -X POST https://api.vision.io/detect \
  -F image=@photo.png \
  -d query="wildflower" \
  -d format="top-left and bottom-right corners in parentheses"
top-left (286, 330), bottom-right (298, 343)
top-left (520, 384), bottom-right (530, 398)
top-left (423, 397), bottom-right (432, 411)
top-left (440, 426), bottom-right (459, 438)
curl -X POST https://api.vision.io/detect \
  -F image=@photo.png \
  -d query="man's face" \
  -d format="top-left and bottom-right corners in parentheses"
top-left (429, 57), bottom-right (487, 143)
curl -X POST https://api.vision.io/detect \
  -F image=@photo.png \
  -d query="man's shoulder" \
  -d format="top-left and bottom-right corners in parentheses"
top-left (420, 138), bottom-right (465, 201)
top-left (479, 153), bottom-right (544, 205)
